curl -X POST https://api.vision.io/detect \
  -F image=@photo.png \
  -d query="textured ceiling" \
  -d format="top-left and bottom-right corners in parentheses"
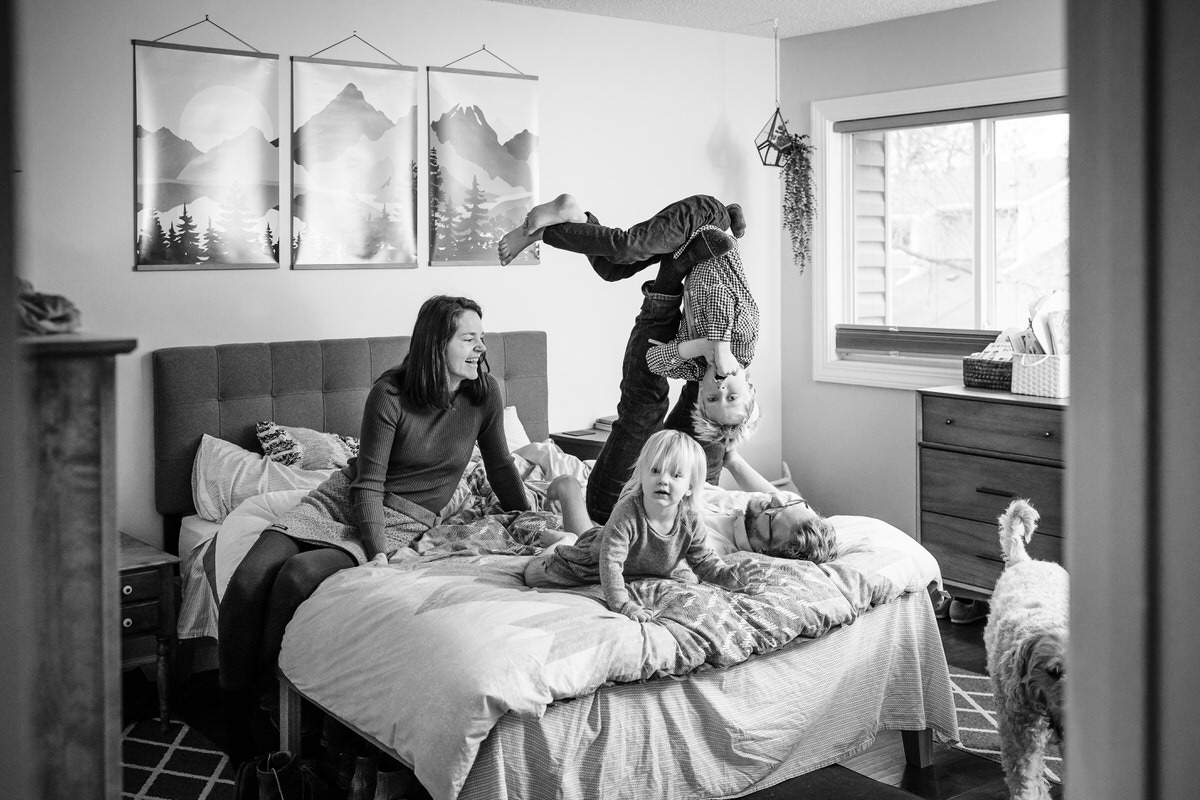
top-left (480, 0), bottom-right (1000, 38)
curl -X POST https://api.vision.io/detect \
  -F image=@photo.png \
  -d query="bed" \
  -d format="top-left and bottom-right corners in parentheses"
top-left (153, 332), bottom-right (958, 800)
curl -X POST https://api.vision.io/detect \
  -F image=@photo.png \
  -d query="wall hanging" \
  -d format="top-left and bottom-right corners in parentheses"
top-left (753, 19), bottom-right (816, 274)
top-left (133, 17), bottom-right (280, 270)
top-left (427, 46), bottom-right (539, 266)
top-left (291, 34), bottom-right (418, 269)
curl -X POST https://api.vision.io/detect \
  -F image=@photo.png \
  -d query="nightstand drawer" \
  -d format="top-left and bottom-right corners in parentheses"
top-left (120, 600), bottom-right (160, 636)
top-left (120, 568), bottom-right (161, 602)
top-left (920, 448), bottom-right (1063, 534)
top-left (922, 395), bottom-right (1064, 461)
top-left (922, 511), bottom-right (1064, 592)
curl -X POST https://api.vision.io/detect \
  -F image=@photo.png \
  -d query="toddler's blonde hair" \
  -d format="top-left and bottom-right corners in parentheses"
top-left (691, 389), bottom-right (761, 449)
top-left (618, 429), bottom-right (707, 526)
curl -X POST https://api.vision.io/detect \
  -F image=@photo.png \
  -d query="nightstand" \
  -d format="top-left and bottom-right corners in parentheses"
top-left (119, 533), bottom-right (179, 729)
top-left (550, 428), bottom-right (610, 461)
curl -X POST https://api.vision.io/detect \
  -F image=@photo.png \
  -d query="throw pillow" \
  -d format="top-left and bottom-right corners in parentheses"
top-left (256, 421), bottom-right (359, 470)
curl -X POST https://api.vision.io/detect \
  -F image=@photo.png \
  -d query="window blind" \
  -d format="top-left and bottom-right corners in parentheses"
top-left (832, 97), bottom-right (1067, 134)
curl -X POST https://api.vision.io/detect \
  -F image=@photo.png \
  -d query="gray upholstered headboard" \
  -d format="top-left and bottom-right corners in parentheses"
top-left (153, 331), bottom-right (548, 553)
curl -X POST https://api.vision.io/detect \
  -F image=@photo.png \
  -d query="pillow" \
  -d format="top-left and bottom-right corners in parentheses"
top-left (191, 434), bottom-right (332, 523)
top-left (503, 406), bottom-right (532, 452)
top-left (256, 421), bottom-right (359, 469)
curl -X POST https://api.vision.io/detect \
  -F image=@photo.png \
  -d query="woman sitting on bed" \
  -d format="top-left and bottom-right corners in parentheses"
top-left (218, 294), bottom-right (530, 763)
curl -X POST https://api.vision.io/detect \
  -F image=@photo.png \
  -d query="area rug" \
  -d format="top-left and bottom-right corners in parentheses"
top-left (951, 668), bottom-right (1063, 784)
top-left (122, 718), bottom-right (235, 800)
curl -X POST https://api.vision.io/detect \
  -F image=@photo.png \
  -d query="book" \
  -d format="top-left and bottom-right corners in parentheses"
top-left (594, 414), bottom-right (616, 431)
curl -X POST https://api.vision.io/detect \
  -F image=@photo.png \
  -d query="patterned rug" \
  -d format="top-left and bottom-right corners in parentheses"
top-left (950, 668), bottom-right (1063, 784)
top-left (122, 718), bottom-right (235, 800)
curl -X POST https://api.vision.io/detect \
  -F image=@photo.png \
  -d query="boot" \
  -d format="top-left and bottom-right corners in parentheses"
top-left (256, 751), bottom-right (301, 800)
top-left (674, 227), bottom-right (734, 276)
top-left (347, 754), bottom-right (378, 800)
top-left (373, 764), bottom-right (416, 800)
top-left (727, 203), bottom-right (746, 238)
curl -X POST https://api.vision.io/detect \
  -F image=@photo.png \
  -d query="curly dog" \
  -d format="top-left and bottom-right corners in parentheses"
top-left (983, 499), bottom-right (1067, 799)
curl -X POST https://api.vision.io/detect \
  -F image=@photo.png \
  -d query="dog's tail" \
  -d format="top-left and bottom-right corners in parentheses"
top-left (998, 498), bottom-right (1040, 564)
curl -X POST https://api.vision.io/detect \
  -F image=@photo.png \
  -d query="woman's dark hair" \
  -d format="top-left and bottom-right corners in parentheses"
top-left (382, 295), bottom-right (489, 408)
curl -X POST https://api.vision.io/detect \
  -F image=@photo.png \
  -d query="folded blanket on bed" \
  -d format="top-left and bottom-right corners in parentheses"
top-left (279, 514), bottom-right (927, 800)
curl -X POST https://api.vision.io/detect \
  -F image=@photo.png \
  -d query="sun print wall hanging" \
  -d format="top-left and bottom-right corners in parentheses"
top-left (133, 40), bottom-right (280, 270)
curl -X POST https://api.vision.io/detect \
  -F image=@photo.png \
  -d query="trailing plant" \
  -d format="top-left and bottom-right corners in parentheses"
top-left (779, 132), bottom-right (816, 274)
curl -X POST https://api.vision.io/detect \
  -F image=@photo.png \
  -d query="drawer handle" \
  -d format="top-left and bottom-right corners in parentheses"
top-left (975, 486), bottom-right (1015, 498)
top-left (122, 618), bottom-right (133, 629)
top-left (975, 553), bottom-right (1005, 565)
top-left (1044, 431), bottom-right (1054, 438)
top-left (944, 418), bottom-right (954, 425)
top-left (122, 584), bottom-right (133, 596)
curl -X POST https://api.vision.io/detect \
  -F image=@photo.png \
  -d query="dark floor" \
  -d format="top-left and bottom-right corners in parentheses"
top-left (123, 612), bottom-right (1060, 799)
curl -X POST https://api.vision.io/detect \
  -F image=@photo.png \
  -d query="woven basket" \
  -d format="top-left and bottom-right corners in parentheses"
top-left (962, 355), bottom-right (1013, 390)
top-left (1012, 354), bottom-right (1069, 398)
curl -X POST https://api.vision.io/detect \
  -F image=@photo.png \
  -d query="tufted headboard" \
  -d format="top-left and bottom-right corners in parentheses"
top-left (152, 331), bottom-right (548, 553)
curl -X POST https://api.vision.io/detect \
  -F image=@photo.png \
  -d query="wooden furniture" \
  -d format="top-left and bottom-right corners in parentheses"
top-left (22, 333), bottom-right (136, 800)
top-left (549, 427), bottom-right (609, 460)
top-left (119, 533), bottom-right (179, 730)
top-left (917, 384), bottom-right (1067, 599)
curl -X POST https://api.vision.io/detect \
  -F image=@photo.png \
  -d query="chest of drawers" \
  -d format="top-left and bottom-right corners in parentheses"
top-left (917, 385), bottom-right (1067, 597)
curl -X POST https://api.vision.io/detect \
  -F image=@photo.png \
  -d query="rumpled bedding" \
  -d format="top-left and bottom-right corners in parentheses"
top-left (280, 501), bottom-right (936, 800)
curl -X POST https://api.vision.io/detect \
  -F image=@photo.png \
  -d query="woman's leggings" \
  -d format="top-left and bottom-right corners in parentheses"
top-left (218, 529), bottom-right (355, 692)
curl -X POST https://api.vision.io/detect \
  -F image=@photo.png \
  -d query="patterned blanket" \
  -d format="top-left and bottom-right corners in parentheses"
top-left (280, 509), bottom-right (925, 800)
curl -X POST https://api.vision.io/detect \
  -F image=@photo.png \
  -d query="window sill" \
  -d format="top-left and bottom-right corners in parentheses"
top-left (813, 352), bottom-right (963, 391)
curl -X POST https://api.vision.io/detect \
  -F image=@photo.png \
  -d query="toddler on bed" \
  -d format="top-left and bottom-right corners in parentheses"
top-left (524, 429), bottom-right (761, 621)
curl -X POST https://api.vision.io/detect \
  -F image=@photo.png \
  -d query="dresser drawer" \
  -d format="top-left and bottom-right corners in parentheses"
top-left (922, 395), bottom-right (1064, 462)
top-left (920, 448), bottom-right (1064, 534)
top-left (922, 511), bottom-right (1064, 592)
top-left (120, 600), bottom-right (160, 636)
top-left (120, 567), bottom-right (161, 603)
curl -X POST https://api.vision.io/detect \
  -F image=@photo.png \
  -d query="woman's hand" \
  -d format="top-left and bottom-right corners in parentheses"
top-left (369, 551), bottom-right (390, 566)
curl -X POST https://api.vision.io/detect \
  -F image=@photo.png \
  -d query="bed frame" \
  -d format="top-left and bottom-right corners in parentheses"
top-left (152, 330), bottom-right (945, 798)
top-left (152, 332), bottom-right (548, 555)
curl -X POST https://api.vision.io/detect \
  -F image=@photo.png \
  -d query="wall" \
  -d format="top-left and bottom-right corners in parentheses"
top-left (14, 0), bottom-right (782, 548)
top-left (778, 0), bottom-right (1067, 529)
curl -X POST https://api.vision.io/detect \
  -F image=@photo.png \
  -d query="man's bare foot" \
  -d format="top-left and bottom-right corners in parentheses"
top-left (498, 225), bottom-right (542, 265)
top-left (524, 193), bottom-right (586, 233)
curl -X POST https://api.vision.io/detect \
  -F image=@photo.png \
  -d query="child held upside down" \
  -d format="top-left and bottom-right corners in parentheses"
top-left (499, 193), bottom-right (760, 499)
top-left (524, 429), bottom-right (762, 622)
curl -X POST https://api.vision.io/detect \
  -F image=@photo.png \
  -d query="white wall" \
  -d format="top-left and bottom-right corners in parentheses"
top-left (778, 0), bottom-right (1067, 530)
top-left (14, 0), bottom-right (783, 548)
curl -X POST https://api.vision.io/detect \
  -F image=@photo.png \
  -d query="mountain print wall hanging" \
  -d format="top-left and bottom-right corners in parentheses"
top-left (291, 58), bottom-right (418, 268)
top-left (427, 67), bottom-right (539, 266)
top-left (133, 41), bottom-right (280, 270)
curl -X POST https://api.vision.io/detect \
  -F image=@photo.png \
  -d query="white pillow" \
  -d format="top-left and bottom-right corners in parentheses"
top-left (191, 434), bottom-right (332, 523)
top-left (503, 405), bottom-right (533, 452)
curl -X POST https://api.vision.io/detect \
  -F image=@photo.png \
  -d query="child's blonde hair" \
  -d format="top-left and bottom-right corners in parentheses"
top-left (691, 388), bottom-right (761, 448)
top-left (618, 429), bottom-right (707, 525)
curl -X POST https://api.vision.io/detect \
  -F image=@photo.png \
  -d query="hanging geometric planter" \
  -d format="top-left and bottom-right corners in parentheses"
top-left (755, 107), bottom-right (795, 167)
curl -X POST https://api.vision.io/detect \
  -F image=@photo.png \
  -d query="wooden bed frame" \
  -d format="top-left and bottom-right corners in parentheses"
top-left (152, 331), bottom-right (943, 799)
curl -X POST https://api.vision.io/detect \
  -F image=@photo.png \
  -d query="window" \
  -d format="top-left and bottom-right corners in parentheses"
top-left (810, 72), bottom-right (1068, 389)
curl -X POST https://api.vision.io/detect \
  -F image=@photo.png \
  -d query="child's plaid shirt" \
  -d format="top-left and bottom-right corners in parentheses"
top-left (646, 227), bottom-right (759, 380)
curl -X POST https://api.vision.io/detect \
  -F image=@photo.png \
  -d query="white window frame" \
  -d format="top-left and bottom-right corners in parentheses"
top-left (810, 70), bottom-right (1068, 390)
